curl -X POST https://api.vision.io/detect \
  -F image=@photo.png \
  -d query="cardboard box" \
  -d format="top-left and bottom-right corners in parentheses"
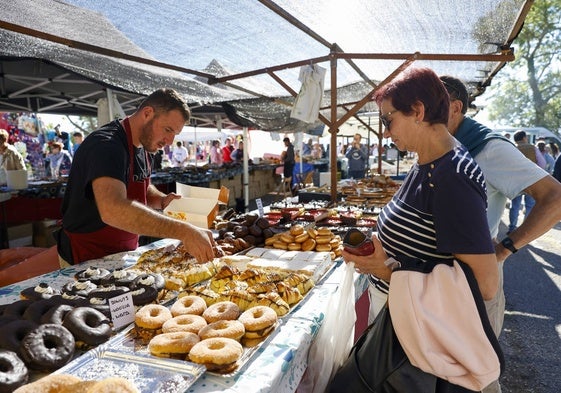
top-left (164, 183), bottom-right (230, 228)
top-left (8, 223), bottom-right (33, 248)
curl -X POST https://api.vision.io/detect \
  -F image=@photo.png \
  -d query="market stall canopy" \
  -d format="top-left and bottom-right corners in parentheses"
top-left (1, 0), bottom-right (531, 134)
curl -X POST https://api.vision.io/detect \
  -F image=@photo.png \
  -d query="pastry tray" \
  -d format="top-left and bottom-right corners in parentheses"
top-left (54, 326), bottom-right (206, 392)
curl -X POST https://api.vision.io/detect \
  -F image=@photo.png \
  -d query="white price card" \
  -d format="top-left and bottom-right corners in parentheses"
top-left (256, 198), bottom-right (264, 217)
top-left (109, 292), bottom-right (135, 330)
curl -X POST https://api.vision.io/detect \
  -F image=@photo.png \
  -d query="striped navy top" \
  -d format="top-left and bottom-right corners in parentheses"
top-left (370, 145), bottom-right (494, 293)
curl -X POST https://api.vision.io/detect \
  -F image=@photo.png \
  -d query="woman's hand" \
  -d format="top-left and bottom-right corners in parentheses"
top-left (341, 233), bottom-right (393, 281)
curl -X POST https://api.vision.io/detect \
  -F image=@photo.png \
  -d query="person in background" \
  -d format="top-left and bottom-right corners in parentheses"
top-left (72, 131), bottom-right (83, 156)
top-left (302, 138), bottom-right (313, 156)
top-left (0, 128), bottom-right (26, 185)
top-left (56, 88), bottom-right (217, 266)
top-left (209, 139), bottom-right (223, 166)
top-left (345, 133), bottom-right (368, 179)
top-left (281, 137), bottom-right (295, 181)
top-left (536, 140), bottom-right (555, 173)
top-left (152, 149), bottom-right (164, 171)
top-left (507, 130), bottom-right (547, 234)
top-left (172, 140), bottom-right (188, 167)
top-left (341, 67), bottom-right (498, 390)
top-left (441, 75), bottom-right (561, 379)
top-left (549, 142), bottom-right (559, 160)
top-left (231, 140), bottom-right (244, 162)
top-left (222, 137), bottom-right (234, 164)
top-left (47, 141), bottom-right (72, 178)
top-left (54, 124), bottom-right (71, 152)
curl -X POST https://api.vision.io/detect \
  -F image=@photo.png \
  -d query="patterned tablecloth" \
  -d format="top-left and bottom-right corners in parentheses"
top-left (0, 239), bottom-right (369, 393)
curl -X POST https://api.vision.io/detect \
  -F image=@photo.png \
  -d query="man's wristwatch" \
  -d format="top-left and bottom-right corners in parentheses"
top-left (501, 236), bottom-right (518, 254)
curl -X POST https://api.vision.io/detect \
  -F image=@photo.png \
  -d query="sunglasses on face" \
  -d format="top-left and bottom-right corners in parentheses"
top-left (380, 110), bottom-right (400, 131)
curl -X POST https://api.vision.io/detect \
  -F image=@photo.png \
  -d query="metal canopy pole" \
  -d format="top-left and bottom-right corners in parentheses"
top-left (329, 47), bottom-right (338, 204)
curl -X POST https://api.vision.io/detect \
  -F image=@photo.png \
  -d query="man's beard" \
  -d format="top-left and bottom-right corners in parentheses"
top-left (139, 118), bottom-right (158, 153)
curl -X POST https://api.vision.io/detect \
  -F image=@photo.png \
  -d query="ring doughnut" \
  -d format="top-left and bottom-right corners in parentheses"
top-left (0, 320), bottom-right (38, 356)
top-left (287, 242), bottom-right (301, 251)
top-left (63, 307), bottom-right (112, 347)
top-left (22, 298), bottom-right (60, 324)
top-left (188, 337), bottom-right (243, 372)
top-left (162, 314), bottom-right (207, 334)
top-left (307, 227), bottom-right (317, 239)
top-left (279, 233), bottom-right (295, 244)
top-left (315, 243), bottom-right (332, 252)
top-left (0, 349), bottom-right (28, 392)
top-left (238, 305), bottom-right (278, 332)
top-left (40, 304), bottom-right (74, 325)
top-left (202, 301), bottom-right (240, 323)
top-left (170, 295), bottom-right (207, 317)
top-left (135, 304), bottom-right (172, 342)
top-left (198, 320), bottom-right (245, 341)
top-left (273, 241), bottom-right (288, 250)
top-left (301, 238), bottom-right (316, 251)
top-left (317, 227), bottom-right (332, 237)
top-left (2, 300), bottom-right (33, 319)
top-left (130, 286), bottom-right (158, 306)
top-left (290, 224), bottom-right (304, 236)
top-left (315, 235), bottom-right (331, 244)
top-left (148, 332), bottom-right (200, 359)
top-left (20, 324), bottom-right (75, 371)
top-left (294, 232), bottom-right (309, 243)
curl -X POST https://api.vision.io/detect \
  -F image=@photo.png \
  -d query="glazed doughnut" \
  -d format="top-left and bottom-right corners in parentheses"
top-left (102, 268), bottom-right (138, 288)
top-left (294, 232), bottom-right (309, 243)
top-left (170, 295), bottom-right (207, 317)
top-left (273, 240), bottom-right (288, 250)
top-left (315, 235), bottom-right (331, 244)
top-left (0, 349), bottom-right (28, 392)
top-left (238, 306), bottom-right (278, 332)
top-left (317, 227), bottom-right (332, 237)
top-left (63, 307), bottom-right (112, 347)
top-left (40, 304), bottom-right (74, 325)
top-left (301, 238), bottom-right (316, 251)
top-left (20, 324), bottom-right (75, 371)
top-left (264, 235), bottom-right (278, 246)
top-left (290, 224), bottom-right (304, 236)
top-left (162, 314), bottom-right (207, 334)
top-left (20, 282), bottom-right (60, 301)
top-left (198, 320), bottom-right (245, 341)
top-left (22, 298), bottom-right (60, 324)
top-left (74, 266), bottom-right (110, 285)
top-left (134, 305), bottom-right (172, 342)
top-left (2, 300), bottom-right (33, 319)
top-left (132, 273), bottom-right (166, 291)
top-left (307, 227), bottom-right (317, 239)
top-left (130, 286), bottom-right (158, 306)
top-left (287, 242), bottom-right (302, 251)
top-left (280, 233), bottom-right (295, 244)
top-left (315, 243), bottom-right (332, 252)
top-left (148, 332), bottom-right (200, 359)
top-left (0, 320), bottom-right (38, 357)
top-left (188, 337), bottom-right (243, 372)
top-left (202, 301), bottom-right (240, 323)
top-left (62, 279), bottom-right (97, 297)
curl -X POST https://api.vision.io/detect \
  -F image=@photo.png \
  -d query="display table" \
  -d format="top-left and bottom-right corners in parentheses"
top-left (0, 239), bottom-right (368, 393)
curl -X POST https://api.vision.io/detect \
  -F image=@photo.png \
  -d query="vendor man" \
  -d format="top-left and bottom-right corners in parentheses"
top-left (56, 88), bottom-right (216, 266)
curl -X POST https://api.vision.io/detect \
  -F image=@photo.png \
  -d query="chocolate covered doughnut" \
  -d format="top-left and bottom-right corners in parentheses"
top-left (0, 349), bottom-right (28, 393)
top-left (20, 324), bottom-right (75, 371)
top-left (63, 307), bottom-right (112, 347)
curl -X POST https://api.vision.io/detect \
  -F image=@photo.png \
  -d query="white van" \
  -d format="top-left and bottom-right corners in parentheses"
top-left (493, 126), bottom-right (561, 147)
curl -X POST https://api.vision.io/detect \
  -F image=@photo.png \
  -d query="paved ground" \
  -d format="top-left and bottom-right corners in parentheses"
top-left (498, 210), bottom-right (561, 392)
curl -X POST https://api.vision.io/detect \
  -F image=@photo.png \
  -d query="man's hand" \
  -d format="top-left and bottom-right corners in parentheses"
top-left (161, 193), bottom-right (181, 210)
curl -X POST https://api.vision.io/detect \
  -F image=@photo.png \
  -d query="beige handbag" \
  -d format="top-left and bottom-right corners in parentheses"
top-left (388, 258), bottom-right (504, 391)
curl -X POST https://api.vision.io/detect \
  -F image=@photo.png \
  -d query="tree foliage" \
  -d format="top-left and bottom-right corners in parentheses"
top-left (486, 0), bottom-right (561, 132)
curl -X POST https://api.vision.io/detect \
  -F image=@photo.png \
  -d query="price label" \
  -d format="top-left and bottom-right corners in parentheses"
top-left (256, 198), bottom-right (264, 217)
top-left (109, 292), bottom-right (135, 330)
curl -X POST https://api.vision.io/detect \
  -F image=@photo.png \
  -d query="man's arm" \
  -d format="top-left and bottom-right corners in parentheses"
top-left (93, 177), bottom-right (215, 262)
top-left (496, 175), bottom-right (561, 261)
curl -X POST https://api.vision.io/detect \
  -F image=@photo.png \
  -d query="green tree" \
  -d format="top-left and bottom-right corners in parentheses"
top-left (487, 0), bottom-right (561, 132)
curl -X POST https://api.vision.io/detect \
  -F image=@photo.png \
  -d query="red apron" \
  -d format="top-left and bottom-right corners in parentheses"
top-left (65, 118), bottom-right (150, 264)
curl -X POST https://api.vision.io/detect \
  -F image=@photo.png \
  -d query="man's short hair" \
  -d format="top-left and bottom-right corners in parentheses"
top-left (139, 88), bottom-right (191, 123)
top-left (440, 75), bottom-right (470, 115)
top-left (283, 137), bottom-right (290, 143)
top-left (513, 130), bottom-right (527, 142)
